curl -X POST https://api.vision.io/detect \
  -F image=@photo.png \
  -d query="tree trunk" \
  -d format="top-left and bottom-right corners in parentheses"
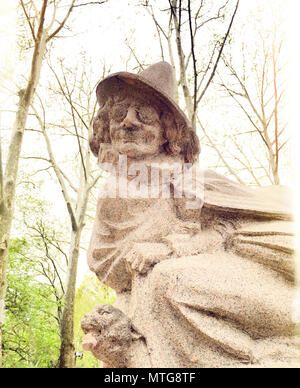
top-left (58, 165), bottom-right (89, 368)
top-left (0, 0), bottom-right (48, 364)
top-left (0, 67), bottom-right (44, 367)
top-left (167, 32), bottom-right (179, 105)
top-left (0, 95), bottom-right (31, 368)
top-left (0, 123), bottom-right (5, 367)
top-left (58, 187), bottom-right (89, 368)
top-left (57, 96), bottom-right (93, 367)
top-left (170, 0), bottom-right (194, 123)
top-left (270, 153), bottom-right (280, 185)
top-left (58, 227), bottom-right (81, 368)
top-left (1, 0), bottom-right (79, 367)
top-left (39, 84), bottom-right (92, 367)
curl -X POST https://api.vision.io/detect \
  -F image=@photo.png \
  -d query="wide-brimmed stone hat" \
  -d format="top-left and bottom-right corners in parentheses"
top-left (95, 61), bottom-right (190, 128)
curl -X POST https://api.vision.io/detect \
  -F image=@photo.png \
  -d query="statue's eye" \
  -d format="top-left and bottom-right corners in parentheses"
top-left (111, 103), bottom-right (129, 122)
top-left (136, 105), bottom-right (157, 125)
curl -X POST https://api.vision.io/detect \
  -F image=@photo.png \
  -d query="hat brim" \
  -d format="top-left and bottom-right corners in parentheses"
top-left (96, 71), bottom-right (190, 128)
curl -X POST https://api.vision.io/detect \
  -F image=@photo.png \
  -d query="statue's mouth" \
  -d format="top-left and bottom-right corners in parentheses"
top-left (115, 142), bottom-right (140, 151)
top-left (122, 135), bottom-right (139, 144)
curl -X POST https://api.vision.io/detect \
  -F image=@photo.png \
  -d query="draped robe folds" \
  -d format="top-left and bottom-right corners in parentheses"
top-left (87, 167), bottom-right (300, 368)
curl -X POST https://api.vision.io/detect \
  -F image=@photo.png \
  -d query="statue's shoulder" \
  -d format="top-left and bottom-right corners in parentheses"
top-left (203, 169), bottom-right (293, 221)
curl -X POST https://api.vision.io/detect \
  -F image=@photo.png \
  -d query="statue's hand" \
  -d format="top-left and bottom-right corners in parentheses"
top-left (125, 248), bottom-right (157, 275)
top-left (125, 242), bottom-right (172, 275)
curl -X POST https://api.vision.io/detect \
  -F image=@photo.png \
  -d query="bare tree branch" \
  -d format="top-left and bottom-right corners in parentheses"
top-left (125, 40), bottom-right (147, 72)
top-left (46, 0), bottom-right (76, 42)
top-left (187, 0), bottom-right (197, 127)
top-left (20, 0), bottom-right (36, 41)
top-left (272, 29), bottom-right (279, 174)
top-left (197, 115), bottom-right (245, 184)
top-left (0, 125), bottom-right (3, 201)
top-left (228, 136), bottom-right (261, 185)
top-left (278, 138), bottom-right (289, 152)
top-left (197, 0), bottom-right (240, 104)
top-left (31, 103), bottom-right (78, 232)
top-left (73, 1), bottom-right (106, 7)
top-left (60, 64), bottom-right (87, 181)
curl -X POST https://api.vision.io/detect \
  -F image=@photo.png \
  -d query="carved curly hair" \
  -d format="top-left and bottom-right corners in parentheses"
top-left (89, 85), bottom-right (200, 164)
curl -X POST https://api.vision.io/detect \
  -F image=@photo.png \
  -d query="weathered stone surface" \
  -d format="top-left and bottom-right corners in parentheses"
top-left (82, 62), bottom-right (300, 368)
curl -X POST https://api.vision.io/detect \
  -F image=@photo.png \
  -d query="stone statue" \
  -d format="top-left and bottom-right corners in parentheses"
top-left (81, 62), bottom-right (299, 368)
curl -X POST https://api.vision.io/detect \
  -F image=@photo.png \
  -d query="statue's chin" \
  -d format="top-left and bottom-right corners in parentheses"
top-left (116, 142), bottom-right (157, 158)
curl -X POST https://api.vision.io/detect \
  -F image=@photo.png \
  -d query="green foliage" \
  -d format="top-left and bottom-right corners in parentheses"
top-left (2, 239), bottom-right (61, 368)
top-left (3, 240), bottom-right (116, 368)
top-left (74, 275), bottom-right (116, 368)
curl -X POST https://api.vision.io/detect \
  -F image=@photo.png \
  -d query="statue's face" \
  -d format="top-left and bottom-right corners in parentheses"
top-left (109, 96), bottom-right (165, 158)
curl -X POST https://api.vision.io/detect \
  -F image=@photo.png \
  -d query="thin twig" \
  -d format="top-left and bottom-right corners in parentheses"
top-left (197, 0), bottom-right (240, 104)
top-left (20, 0), bottom-right (36, 41)
top-left (46, 0), bottom-right (76, 42)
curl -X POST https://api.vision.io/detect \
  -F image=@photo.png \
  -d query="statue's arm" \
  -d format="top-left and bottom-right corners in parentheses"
top-left (87, 200), bottom-right (134, 292)
top-left (88, 241), bottom-right (133, 292)
top-left (225, 220), bottom-right (295, 281)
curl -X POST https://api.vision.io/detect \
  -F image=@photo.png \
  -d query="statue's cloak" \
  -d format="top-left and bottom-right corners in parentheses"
top-left (202, 169), bottom-right (293, 221)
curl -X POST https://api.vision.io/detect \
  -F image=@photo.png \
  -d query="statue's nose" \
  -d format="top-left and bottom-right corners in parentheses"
top-left (123, 108), bottom-right (139, 129)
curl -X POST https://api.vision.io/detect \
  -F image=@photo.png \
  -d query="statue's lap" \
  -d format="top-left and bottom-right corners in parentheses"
top-left (148, 253), bottom-right (295, 338)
